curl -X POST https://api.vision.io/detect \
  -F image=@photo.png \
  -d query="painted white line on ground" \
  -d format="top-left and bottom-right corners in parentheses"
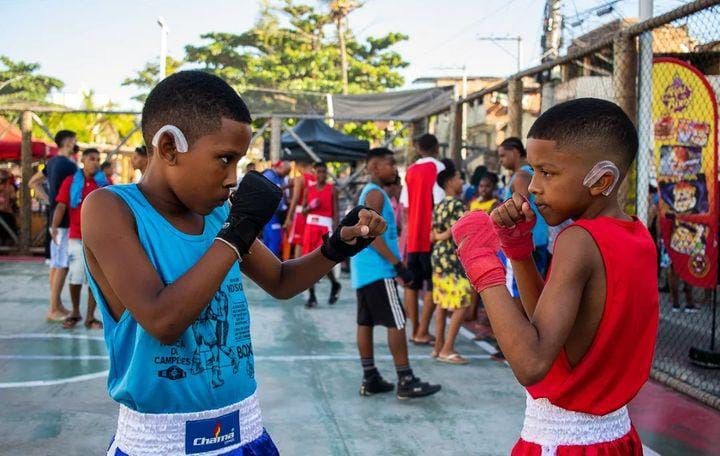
top-left (0, 353), bottom-right (492, 362)
top-left (0, 355), bottom-right (108, 360)
top-left (0, 333), bottom-right (105, 341)
top-left (0, 353), bottom-right (491, 388)
top-left (458, 325), bottom-right (499, 355)
top-left (0, 370), bottom-right (109, 389)
top-left (256, 354), bottom-right (492, 362)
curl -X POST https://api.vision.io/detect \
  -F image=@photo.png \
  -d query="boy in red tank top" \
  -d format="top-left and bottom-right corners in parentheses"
top-left (453, 98), bottom-right (658, 455)
top-left (284, 161), bottom-right (316, 259)
top-left (302, 162), bottom-right (342, 307)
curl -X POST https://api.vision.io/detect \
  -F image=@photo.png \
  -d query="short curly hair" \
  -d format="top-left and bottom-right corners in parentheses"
top-left (141, 71), bottom-right (252, 153)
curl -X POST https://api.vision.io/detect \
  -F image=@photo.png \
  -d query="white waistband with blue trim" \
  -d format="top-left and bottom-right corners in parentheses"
top-left (111, 392), bottom-right (263, 456)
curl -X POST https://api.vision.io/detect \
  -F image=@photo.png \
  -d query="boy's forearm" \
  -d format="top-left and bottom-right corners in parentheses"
top-left (51, 203), bottom-right (66, 230)
top-left (480, 285), bottom-right (548, 385)
top-left (271, 249), bottom-right (339, 298)
top-left (285, 185), bottom-right (300, 223)
top-left (509, 257), bottom-right (545, 317)
top-left (150, 243), bottom-right (238, 343)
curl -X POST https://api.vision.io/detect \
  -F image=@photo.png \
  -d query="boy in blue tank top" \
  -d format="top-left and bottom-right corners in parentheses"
top-left (351, 148), bottom-right (441, 400)
top-left (81, 71), bottom-right (387, 456)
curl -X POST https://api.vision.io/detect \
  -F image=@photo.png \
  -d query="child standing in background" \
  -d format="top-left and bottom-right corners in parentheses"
top-left (431, 169), bottom-right (473, 365)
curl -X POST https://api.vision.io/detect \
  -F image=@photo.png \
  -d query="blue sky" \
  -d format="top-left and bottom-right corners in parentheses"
top-left (2, 0), bottom-right (687, 109)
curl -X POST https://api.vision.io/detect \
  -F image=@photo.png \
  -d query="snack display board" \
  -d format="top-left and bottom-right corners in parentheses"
top-left (653, 57), bottom-right (718, 288)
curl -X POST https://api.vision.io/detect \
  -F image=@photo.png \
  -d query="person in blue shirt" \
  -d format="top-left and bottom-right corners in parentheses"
top-left (261, 161), bottom-right (291, 257)
top-left (498, 137), bottom-right (550, 299)
top-left (352, 147), bottom-right (441, 400)
top-left (28, 129), bottom-right (78, 322)
top-left (81, 71), bottom-right (387, 456)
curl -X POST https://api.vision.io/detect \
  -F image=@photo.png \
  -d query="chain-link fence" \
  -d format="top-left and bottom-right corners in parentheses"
top-left (454, 0), bottom-right (720, 409)
top-left (640, 3), bottom-right (720, 409)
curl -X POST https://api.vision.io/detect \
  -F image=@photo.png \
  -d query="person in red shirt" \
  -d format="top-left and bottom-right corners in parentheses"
top-left (284, 161), bottom-right (316, 259)
top-left (400, 134), bottom-right (446, 345)
top-left (454, 98), bottom-right (657, 454)
top-left (302, 162), bottom-right (341, 307)
top-left (53, 148), bottom-right (105, 329)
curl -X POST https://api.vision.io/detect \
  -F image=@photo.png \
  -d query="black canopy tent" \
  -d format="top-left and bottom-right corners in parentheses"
top-left (279, 119), bottom-right (369, 163)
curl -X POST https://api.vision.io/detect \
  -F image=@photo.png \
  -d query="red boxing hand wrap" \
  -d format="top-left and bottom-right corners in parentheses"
top-left (452, 212), bottom-right (506, 293)
top-left (495, 217), bottom-right (535, 260)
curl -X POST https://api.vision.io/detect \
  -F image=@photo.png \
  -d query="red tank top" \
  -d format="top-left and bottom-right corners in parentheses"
top-left (303, 172), bottom-right (317, 190)
top-left (405, 161), bottom-right (440, 253)
top-left (306, 183), bottom-right (334, 218)
top-left (527, 217), bottom-right (659, 416)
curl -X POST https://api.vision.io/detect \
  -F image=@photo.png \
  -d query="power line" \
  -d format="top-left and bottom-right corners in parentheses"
top-left (426, 0), bottom-right (524, 56)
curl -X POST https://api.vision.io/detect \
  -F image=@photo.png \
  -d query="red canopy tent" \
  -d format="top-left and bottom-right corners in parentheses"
top-left (0, 116), bottom-right (57, 160)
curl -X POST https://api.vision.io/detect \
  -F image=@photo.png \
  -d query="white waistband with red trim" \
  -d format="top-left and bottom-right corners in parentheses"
top-left (520, 393), bottom-right (631, 455)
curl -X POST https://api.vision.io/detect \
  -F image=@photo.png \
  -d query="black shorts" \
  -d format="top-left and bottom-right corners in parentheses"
top-left (357, 278), bottom-right (406, 329)
top-left (407, 252), bottom-right (433, 291)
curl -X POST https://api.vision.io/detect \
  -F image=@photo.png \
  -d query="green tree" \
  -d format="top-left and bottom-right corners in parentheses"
top-left (183, 0), bottom-right (408, 142)
top-left (0, 56), bottom-right (63, 103)
top-left (34, 91), bottom-right (142, 147)
top-left (184, 0), bottom-right (408, 94)
top-left (122, 56), bottom-right (184, 102)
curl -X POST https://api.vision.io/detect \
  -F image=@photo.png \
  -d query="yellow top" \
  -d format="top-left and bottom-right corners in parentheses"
top-left (469, 198), bottom-right (497, 214)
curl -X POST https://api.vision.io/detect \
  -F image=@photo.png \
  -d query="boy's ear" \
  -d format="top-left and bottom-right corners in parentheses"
top-left (588, 172), bottom-right (616, 197)
top-left (155, 132), bottom-right (180, 165)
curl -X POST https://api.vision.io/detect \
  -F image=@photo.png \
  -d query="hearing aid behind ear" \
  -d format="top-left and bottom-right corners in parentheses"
top-left (151, 125), bottom-right (189, 153)
top-left (583, 160), bottom-right (619, 197)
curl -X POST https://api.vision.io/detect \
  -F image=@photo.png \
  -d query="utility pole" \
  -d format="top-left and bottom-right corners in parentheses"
top-left (540, 0), bottom-right (563, 112)
top-left (541, 0), bottom-right (563, 63)
top-left (432, 65), bottom-right (468, 155)
top-left (157, 17), bottom-right (169, 80)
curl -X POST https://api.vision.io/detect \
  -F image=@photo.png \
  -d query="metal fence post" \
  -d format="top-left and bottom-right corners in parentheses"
top-left (270, 117), bottom-right (282, 162)
top-left (19, 110), bottom-right (33, 255)
top-left (613, 32), bottom-right (638, 211)
top-left (636, 0), bottom-right (654, 226)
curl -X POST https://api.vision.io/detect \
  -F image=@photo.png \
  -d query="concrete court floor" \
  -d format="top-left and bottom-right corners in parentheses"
top-left (0, 259), bottom-right (708, 455)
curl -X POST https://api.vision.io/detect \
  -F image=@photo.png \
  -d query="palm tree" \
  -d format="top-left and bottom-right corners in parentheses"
top-left (324, 0), bottom-right (362, 94)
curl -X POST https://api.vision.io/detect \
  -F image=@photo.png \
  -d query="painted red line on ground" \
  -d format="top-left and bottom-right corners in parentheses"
top-left (630, 381), bottom-right (720, 453)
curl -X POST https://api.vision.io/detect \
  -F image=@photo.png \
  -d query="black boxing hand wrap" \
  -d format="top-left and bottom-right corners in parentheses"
top-left (320, 206), bottom-right (377, 263)
top-left (393, 262), bottom-right (414, 284)
top-left (216, 171), bottom-right (282, 259)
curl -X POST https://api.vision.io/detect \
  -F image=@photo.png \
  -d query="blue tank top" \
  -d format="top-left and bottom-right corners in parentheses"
top-left (86, 184), bottom-right (256, 413)
top-left (351, 183), bottom-right (400, 289)
top-left (504, 165), bottom-right (549, 247)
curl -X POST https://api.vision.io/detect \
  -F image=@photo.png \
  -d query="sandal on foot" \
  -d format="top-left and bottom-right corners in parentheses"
top-left (62, 316), bottom-right (82, 329)
top-left (438, 353), bottom-right (469, 365)
top-left (85, 318), bottom-right (103, 330)
top-left (46, 312), bottom-right (69, 323)
top-left (411, 337), bottom-right (436, 346)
